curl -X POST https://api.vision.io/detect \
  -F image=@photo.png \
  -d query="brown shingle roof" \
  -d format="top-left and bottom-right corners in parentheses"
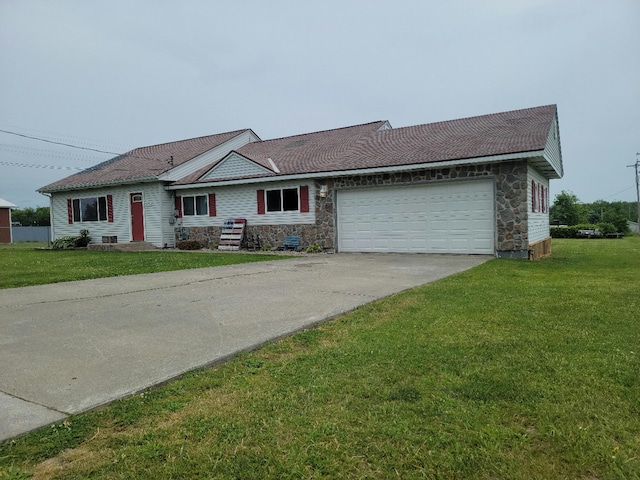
top-left (40, 105), bottom-right (558, 192)
top-left (179, 105), bottom-right (556, 185)
top-left (38, 129), bottom-right (250, 192)
top-left (175, 120), bottom-right (388, 185)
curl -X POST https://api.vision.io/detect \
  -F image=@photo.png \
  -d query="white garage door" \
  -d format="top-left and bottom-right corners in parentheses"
top-left (337, 180), bottom-right (494, 254)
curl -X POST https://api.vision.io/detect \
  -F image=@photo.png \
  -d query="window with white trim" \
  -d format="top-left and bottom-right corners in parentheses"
top-left (72, 196), bottom-right (108, 222)
top-left (266, 188), bottom-right (299, 212)
top-left (182, 195), bottom-right (208, 216)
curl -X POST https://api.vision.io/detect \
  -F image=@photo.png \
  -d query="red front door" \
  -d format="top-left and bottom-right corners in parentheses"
top-left (130, 193), bottom-right (145, 241)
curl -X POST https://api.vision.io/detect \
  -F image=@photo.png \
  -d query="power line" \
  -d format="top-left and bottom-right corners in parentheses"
top-left (0, 129), bottom-right (122, 156)
top-left (0, 124), bottom-right (133, 151)
top-left (0, 160), bottom-right (84, 171)
top-left (603, 184), bottom-right (636, 199)
top-left (0, 143), bottom-right (109, 162)
top-left (0, 128), bottom-right (171, 164)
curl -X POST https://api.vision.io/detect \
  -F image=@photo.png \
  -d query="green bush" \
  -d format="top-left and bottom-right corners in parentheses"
top-left (550, 226), bottom-right (577, 238)
top-left (305, 243), bottom-right (323, 254)
top-left (176, 240), bottom-right (205, 250)
top-left (596, 222), bottom-right (617, 236)
top-left (573, 223), bottom-right (599, 231)
top-left (75, 229), bottom-right (91, 247)
top-left (550, 223), bottom-right (621, 239)
top-left (51, 230), bottom-right (91, 249)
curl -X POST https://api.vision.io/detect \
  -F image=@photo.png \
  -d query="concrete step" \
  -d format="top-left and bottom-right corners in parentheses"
top-left (88, 241), bottom-right (158, 252)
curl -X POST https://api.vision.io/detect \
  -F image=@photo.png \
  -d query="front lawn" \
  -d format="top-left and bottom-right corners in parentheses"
top-left (0, 243), bottom-right (288, 289)
top-left (1, 237), bottom-right (639, 479)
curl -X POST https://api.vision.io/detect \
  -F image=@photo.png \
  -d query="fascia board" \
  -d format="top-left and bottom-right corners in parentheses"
top-left (166, 150), bottom-right (545, 190)
top-left (38, 177), bottom-right (160, 193)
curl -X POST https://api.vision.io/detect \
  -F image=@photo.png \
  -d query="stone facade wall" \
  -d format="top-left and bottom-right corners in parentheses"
top-left (176, 160), bottom-right (531, 255)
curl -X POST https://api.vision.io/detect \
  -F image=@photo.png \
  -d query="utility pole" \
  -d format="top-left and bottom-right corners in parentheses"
top-left (628, 154), bottom-right (640, 234)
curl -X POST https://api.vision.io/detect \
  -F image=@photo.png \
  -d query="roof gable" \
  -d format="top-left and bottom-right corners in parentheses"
top-left (202, 152), bottom-right (275, 181)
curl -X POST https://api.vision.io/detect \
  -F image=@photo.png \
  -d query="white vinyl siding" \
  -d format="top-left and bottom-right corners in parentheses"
top-left (176, 181), bottom-right (315, 228)
top-left (528, 166), bottom-right (550, 244)
top-left (50, 182), bottom-right (175, 247)
top-left (202, 153), bottom-right (272, 181)
top-left (542, 117), bottom-right (563, 178)
top-left (337, 180), bottom-right (494, 254)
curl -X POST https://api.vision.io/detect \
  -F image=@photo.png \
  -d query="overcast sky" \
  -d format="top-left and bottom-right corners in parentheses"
top-left (1, 0), bottom-right (638, 208)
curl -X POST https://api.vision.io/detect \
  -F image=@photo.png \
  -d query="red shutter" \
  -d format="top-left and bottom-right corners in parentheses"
top-left (538, 184), bottom-right (542, 213)
top-left (107, 195), bottom-right (114, 222)
top-left (531, 180), bottom-right (537, 212)
top-left (541, 187), bottom-right (545, 213)
top-left (208, 193), bottom-right (216, 217)
top-left (67, 198), bottom-right (73, 224)
top-left (175, 196), bottom-right (182, 218)
top-left (257, 189), bottom-right (265, 214)
top-left (299, 185), bottom-right (309, 213)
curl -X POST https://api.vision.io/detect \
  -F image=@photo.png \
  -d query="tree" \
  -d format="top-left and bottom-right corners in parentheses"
top-left (11, 207), bottom-right (51, 226)
top-left (583, 200), bottom-right (634, 233)
top-left (549, 191), bottom-right (585, 226)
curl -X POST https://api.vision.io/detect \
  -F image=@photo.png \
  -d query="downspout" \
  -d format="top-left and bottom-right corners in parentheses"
top-left (42, 192), bottom-right (53, 246)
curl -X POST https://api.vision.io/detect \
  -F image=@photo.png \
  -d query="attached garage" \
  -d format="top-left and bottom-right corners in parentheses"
top-left (336, 179), bottom-right (494, 254)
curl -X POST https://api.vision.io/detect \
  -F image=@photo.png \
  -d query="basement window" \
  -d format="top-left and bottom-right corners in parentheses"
top-left (266, 188), bottom-right (299, 212)
top-left (182, 195), bottom-right (208, 216)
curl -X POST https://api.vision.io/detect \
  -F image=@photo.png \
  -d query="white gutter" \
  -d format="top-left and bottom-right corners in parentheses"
top-left (40, 192), bottom-right (53, 245)
top-left (38, 176), bottom-right (160, 194)
top-left (166, 150), bottom-right (545, 190)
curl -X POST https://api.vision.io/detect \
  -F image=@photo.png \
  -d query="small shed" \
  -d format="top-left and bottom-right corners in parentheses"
top-left (0, 198), bottom-right (17, 243)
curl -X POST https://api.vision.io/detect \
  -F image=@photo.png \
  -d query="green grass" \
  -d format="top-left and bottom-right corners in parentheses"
top-left (0, 243), bottom-right (288, 289)
top-left (1, 238), bottom-right (639, 479)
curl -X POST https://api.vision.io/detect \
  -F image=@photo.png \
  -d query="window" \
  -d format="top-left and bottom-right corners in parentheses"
top-left (531, 181), bottom-right (548, 214)
top-left (257, 186), bottom-right (309, 215)
top-left (182, 195), bottom-right (208, 216)
top-left (266, 188), bottom-right (299, 212)
top-left (71, 196), bottom-right (108, 222)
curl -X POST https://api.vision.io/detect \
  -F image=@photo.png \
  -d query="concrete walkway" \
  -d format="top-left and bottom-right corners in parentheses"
top-left (0, 253), bottom-right (490, 441)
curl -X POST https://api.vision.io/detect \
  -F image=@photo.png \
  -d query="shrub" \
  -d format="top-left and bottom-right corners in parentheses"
top-left (596, 222), bottom-right (617, 236)
top-left (176, 240), bottom-right (205, 250)
top-left (573, 223), bottom-right (599, 231)
top-left (550, 223), bottom-right (620, 239)
top-left (550, 226), bottom-right (577, 238)
top-left (76, 229), bottom-right (91, 247)
top-left (51, 230), bottom-right (92, 249)
top-left (305, 243), bottom-right (323, 253)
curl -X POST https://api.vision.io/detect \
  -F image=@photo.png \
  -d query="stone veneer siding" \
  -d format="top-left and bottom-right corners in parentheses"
top-left (177, 161), bottom-right (530, 257)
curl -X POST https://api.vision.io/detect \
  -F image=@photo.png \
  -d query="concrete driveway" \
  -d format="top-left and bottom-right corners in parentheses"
top-left (0, 253), bottom-right (490, 441)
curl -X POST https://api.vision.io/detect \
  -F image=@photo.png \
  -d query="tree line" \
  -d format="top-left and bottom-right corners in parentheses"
top-left (550, 191), bottom-right (637, 233)
top-left (10, 207), bottom-right (51, 226)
